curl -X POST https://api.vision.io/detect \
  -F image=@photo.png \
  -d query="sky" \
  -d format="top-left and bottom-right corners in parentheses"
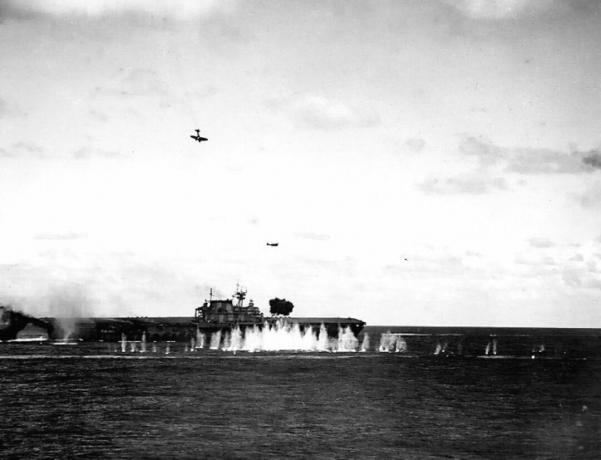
top-left (1, 0), bottom-right (601, 326)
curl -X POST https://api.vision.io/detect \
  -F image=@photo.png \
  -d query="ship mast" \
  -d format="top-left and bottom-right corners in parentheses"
top-left (234, 283), bottom-right (247, 307)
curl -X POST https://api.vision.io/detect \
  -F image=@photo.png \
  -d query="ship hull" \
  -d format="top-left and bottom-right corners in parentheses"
top-left (37, 316), bottom-right (365, 342)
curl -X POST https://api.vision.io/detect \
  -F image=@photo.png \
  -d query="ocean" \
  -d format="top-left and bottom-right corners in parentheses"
top-left (1, 326), bottom-right (600, 459)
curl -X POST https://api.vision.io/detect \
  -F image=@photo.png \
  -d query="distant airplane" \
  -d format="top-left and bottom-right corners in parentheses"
top-left (266, 242), bottom-right (279, 247)
top-left (190, 129), bottom-right (208, 143)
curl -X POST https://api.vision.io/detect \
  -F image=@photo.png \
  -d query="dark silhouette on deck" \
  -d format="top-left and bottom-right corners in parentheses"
top-left (190, 129), bottom-right (208, 143)
top-left (269, 298), bottom-right (294, 316)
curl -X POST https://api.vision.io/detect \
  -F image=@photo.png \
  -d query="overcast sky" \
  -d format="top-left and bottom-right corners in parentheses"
top-left (1, 0), bottom-right (601, 326)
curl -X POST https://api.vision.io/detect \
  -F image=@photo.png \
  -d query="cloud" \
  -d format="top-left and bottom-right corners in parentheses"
top-left (577, 182), bottom-right (601, 208)
top-left (72, 147), bottom-right (122, 160)
top-left (295, 232), bottom-right (331, 241)
top-left (92, 68), bottom-right (169, 100)
top-left (460, 136), bottom-right (601, 175)
top-left (528, 237), bottom-right (554, 248)
top-left (582, 151), bottom-right (601, 170)
top-left (0, 0), bottom-right (232, 21)
top-left (405, 138), bottom-right (426, 153)
top-left (445, 0), bottom-right (557, 20)
top-left (271, 94), bottom-right (380, 131)
top-left (418, 174), bottom-right (507, 195)
top-left (561, 265), bottom-right (601, 290)
top-left (0, 141), bottom-right (47, 159)
top-left (34, 232), bottom-right (88, 241)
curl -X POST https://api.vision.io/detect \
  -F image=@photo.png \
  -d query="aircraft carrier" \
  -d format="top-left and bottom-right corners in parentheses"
top-left (1, 288), bottom-right (365, 343)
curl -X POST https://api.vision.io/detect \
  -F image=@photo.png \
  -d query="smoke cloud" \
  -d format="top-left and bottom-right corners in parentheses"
top-left (582, 151), bottom-right (601, 170)
top-left (43, 284), bottom-right (93, 340)
top-left (1, 0), bottom-right (232, 20)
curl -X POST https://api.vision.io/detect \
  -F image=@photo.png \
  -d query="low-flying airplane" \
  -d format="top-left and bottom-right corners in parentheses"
top-left (190, 129), bottom-right (208, 143)
top-left (266, 242), bottom-right (279, 247)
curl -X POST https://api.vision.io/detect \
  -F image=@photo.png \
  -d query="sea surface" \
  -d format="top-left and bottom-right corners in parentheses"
top-left (1, 326), bottom-right (601, 459)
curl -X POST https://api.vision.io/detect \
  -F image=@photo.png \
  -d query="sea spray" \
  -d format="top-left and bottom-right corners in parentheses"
top-left (222, 331), bottom-right (231, 350)
top-left (394, 335), bottom-right (407, 352)
top-left (195, 330), bottom-right (205, 349)
top-left (226, 326), bottom-right (243, 352)
top-left (317, 324), bottom-right (329, 352)
top-left (208, 320), bottom-right (359, 352)
top-left (378, 332), bottom-right (407, 353)
top-left (360, 333), bottom-right (370, 352)
top-left (210, 330), bottom-right (222, 350)
top-left (337, 326), bottom-right (359, 352)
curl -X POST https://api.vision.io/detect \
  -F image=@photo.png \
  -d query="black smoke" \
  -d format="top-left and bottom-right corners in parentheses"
top-left (269, 298), bottom-right (294, 316)
top-left (582, 151), bottom-right (601, 170)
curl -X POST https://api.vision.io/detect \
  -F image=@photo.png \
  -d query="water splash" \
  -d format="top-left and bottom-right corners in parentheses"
top-left (195, 330), bottom-right (205, 349)
top-left (360, 333), bottom-right (370, 352)
top-left (207, 320), bottom-right (358, 352)
top-left (378, 332), bottom-right (407, 353)
top-left (336, 327), bottom-right (359, 352)
top-left (210, 330), bottom-right (222, 350)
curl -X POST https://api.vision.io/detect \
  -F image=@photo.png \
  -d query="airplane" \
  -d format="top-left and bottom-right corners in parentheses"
top-left (190, 129), bottom-right (208, 143)
top-left (266, 242), bottom-right (279, 247)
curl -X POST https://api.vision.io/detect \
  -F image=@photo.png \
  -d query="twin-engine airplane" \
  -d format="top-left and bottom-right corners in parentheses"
top-left (190, 129), bottom-right (208, 143)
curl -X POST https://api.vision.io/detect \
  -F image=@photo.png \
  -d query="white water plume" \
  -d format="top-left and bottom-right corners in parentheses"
top-left (336, 327), bottom-right (359, 352)
top-left (378, 332), bottom-right (407, 353)
top-left (195, 330), bottom-right (205, 349)
top-left (210, 330), bottom-right (222, 350)
top-left (360, 333), bottom-right (370, 352)
top-left (210, 320), bottom-right (359, 352)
